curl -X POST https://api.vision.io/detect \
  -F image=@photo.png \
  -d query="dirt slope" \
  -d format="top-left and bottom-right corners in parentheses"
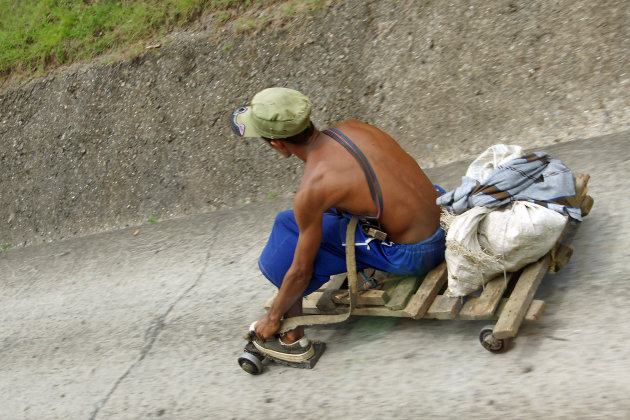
top-left (1, 0), bottom-right (628, 247)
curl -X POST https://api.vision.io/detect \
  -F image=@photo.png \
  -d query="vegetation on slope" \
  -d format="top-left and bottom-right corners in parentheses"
top-left (0, 0), bottom-right (331, 86)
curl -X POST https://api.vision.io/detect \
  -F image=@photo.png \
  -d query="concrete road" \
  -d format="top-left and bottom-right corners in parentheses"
top-left (1, 132), bottom-right (629, 419)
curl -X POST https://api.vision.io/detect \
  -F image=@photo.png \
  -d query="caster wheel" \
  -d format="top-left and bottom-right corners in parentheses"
top-left (479, 325), bottom-right (507, 353)
top-left (238, 351), bottom-right (263, 375)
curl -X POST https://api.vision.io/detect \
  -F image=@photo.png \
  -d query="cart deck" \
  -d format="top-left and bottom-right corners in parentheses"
top-left (265, 174), bottom-right (593, 352)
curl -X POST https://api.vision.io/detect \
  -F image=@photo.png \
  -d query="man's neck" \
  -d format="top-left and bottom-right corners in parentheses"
top-left (286, 129), bottom-right (324, 162)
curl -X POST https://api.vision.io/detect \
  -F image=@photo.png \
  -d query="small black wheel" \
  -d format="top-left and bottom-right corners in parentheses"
top-left (479, 325), bottom-right (506, 353)
top-left (238, 352), bottom-right (263, 375)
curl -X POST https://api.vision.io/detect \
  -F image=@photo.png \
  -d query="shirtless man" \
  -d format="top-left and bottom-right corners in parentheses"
top-left (231, 87), bottom-right (445, 360)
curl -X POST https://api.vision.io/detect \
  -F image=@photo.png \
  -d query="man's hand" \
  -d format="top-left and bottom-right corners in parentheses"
top-left (254, 313), bottom-right (282, 341)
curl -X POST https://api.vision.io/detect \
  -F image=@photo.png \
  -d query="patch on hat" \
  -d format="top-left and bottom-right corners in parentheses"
top-left (231, 106), bottom-right (248, 136)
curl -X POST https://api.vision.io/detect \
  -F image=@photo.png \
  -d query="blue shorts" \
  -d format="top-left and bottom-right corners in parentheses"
top-left (258, 209), bottom-right (446, 296)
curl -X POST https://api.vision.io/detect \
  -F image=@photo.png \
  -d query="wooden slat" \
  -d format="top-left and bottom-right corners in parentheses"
top-left (353, 297), bottom-right (547, 320)
top-left (494, 298), bottom-right (546, 322)
top-left (316, 273), bottom-right (348, 311)
top-left (581, 195), bottom-right (594, 217)
top-left (265, 289), bottom-right (339, 314)
top-left (403, 261), bottom-right (448, 319)
top-left (567, 173), bottom-right (589, 206)
top-left (350, 305), bottom-right (408, 317)
top-left (332, 289), bottom-right (389, 306)
top-left (576, 173), bottom-right (590, 197)
top-left (426, 295), bottom-right (463, 319)
top-left (550, 244), bottom-right (574, 273)
top-left (567, 173), bottom-right (594, 217)
top-left (384, 275), bottom-right (420, 310)
top-left (493, 255), bottom-right (551, 339)
top-left (524, 299), bottom-right (546, 322)
top-left (458, 273), bottom-right (514, 320)
top-left (302, 291), bottom-right (325, 314)
top-left (360, 289), bottom-right (389, 305)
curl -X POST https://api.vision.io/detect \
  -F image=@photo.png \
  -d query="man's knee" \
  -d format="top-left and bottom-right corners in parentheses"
top-left (273, 209), bottom-right (297, 229)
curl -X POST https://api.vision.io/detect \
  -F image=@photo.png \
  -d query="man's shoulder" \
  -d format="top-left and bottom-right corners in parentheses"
top-left (297, 166), bottom-right (334, 198)
top-left (329, 119), bottom-right (387, 144)
top-left (292, 184), bottom-right (332, 221)
top-left (296, 163), bottom-right (346, 211)
top-left (331, 119), bottom-right (368, 130)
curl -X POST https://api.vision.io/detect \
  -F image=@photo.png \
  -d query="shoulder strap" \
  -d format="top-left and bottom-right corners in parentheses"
top-left (322, 127), bottom-right (384, 220)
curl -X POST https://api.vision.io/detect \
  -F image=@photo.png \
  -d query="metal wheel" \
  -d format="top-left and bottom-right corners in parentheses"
top-left (479, 325), bottom-right (507, 353)
top-left (238, 351), bottom-right (263, 375)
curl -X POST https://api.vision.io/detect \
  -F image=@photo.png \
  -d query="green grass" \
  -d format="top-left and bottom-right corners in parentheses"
top-left (0, 0), bottom-right (332, 85)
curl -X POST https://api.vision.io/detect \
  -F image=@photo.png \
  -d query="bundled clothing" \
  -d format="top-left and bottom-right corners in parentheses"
top-left (436, 152), bottom-right (582, 221)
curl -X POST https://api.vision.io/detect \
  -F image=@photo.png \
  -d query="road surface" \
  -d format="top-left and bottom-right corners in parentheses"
top-left (1, 132), bottom-right (629, 419)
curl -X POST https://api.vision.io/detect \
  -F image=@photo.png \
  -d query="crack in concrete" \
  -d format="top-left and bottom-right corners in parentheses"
top-left (88, 249), bottom-right (212, 420)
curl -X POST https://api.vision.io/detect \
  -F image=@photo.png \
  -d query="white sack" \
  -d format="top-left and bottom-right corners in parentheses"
top-left (465, 144), bottom-right (524, 182)
top-left (443, 206), bottom-right (494, 297)
top-left (444, 202), bottom-right (568, 297)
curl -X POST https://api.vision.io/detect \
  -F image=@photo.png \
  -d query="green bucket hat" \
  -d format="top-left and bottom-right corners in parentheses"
top-left (231, 87), bottom-right (312, 139)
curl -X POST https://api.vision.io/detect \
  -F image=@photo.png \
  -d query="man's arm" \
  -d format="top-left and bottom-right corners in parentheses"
top-left (254, 188), bottom-right (327, 340)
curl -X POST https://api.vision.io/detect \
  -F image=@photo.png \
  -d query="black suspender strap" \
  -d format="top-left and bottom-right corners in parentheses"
top-left (322, 127), bottom-right (384, 220)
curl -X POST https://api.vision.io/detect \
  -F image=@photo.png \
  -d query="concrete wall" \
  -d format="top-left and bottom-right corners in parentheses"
top-left (1, 0), bottom-right (628, 247)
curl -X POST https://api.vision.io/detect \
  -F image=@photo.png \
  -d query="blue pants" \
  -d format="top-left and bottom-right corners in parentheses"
top-left (258, 210), bottom-right (446, 296)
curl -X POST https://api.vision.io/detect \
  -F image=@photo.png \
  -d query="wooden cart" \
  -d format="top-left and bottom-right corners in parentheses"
top-left (265, 174), bottom-right (594, 353)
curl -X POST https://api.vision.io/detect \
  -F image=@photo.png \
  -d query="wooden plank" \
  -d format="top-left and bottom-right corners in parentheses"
top-left (494, 298), bottom-right (546, 322)
top-left (549, 244), bottom-right (573, 273)
top-left (575, 173), bottom-right (590, 198)
top-left (458, 273), bottom-right (514, 320)
top-left (265, 288), bottom-right (340, 313)
top-left (384, 275), bottom-right (421, 310)
top-left (345, 286), bottom-right (546, 321)
top-left (359, 289), bottom-right (389, 305)
top-left (332, 289), bottom-right (389, 306)
top-left (524, 299), bottom-right (546, 322)
top-left (316, 273), bottom-right (348, 311)
top-left (263, 272), bottom-right (385, 315)
top-left (493, 254), bottom-right (551, 339)
top-left (403, 261), bottom-right (448, 319)
top-left (581, 195), bottom-right (594, 217)
top-left (567, 173), bottom-right (594, 217)
top-left (425, 295), bottom-right (463, 319)
top-left (302, 291), bottom-right (325, 313)
top-left (566, 173), bottom-right (589, 205)
top-left (266, 289), bottom-right (344, 315)
top-left (350, 305), bottom-right (409, 317)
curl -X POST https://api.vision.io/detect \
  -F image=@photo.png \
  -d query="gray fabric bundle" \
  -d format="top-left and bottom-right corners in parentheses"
top-left (436, 152), bottom-right (581, 221)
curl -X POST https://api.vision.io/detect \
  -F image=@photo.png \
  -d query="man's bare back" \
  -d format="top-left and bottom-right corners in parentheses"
top-left (299, 119), bottom-right (441, 244)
